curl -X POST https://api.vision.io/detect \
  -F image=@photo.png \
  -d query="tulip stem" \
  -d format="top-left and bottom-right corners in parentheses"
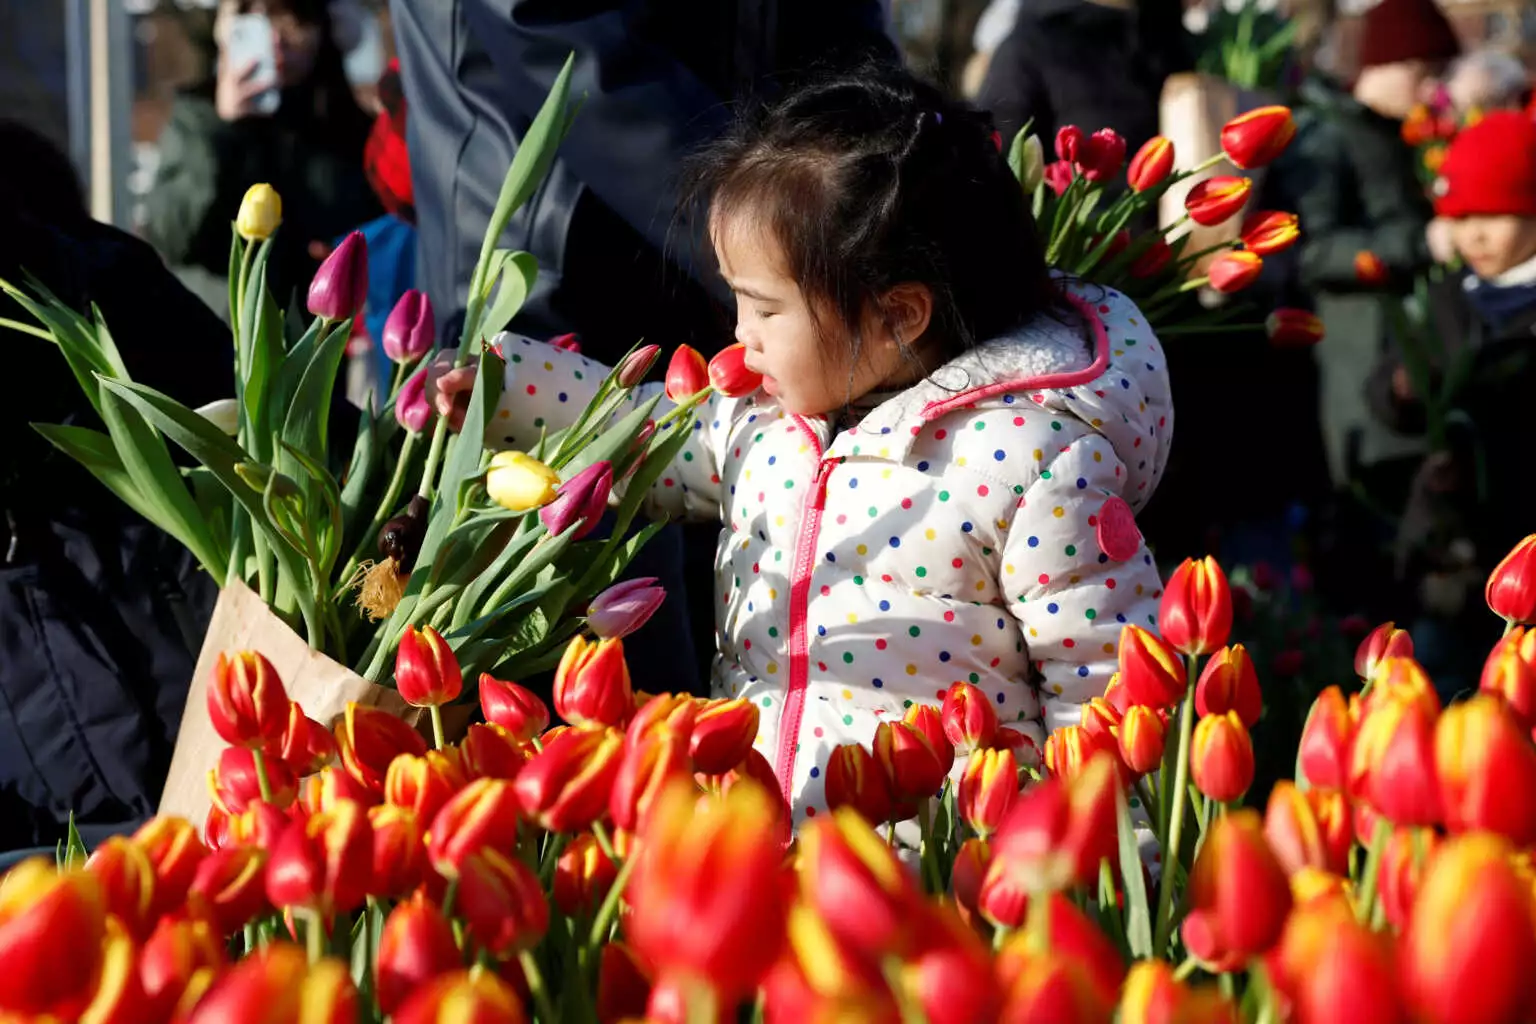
top-left (1024, 888), bottom-right (1052, 953)
top-left (1173, 955), bottom-right (1199, 981)
top-left (1355, 817), bottom-right (1392, 924)
top-left (441, 879), bottom-right (458, 920)
top-left (1152, 663), bottom-right (1199, 955)
top-left (518, 951), bottom-right (558, 1023)
top-left (429, 704), bottom-right (446, 750)
top-left (251, 748), bottom-right (275, 804)
top-left (917, 799), bottom-right (942, 894)
top-left (588, 854), bottom-right (636, 952)
top-left (303, 909), bottom-right (324, 965)
top-left (1505, 618), bottom-right (1518, 638)
top-left (591, 821), bottom-right (620, 866)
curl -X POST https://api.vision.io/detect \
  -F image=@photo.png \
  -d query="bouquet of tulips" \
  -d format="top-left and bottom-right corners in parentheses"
top-left (1191, 0), bottom-right (1299, 93)
top-left (1010, 104), bottom-right (1324, 347)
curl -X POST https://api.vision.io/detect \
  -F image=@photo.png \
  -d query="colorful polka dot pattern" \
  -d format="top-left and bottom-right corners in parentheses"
top-left (486, 284), bottom-right (1173, 826)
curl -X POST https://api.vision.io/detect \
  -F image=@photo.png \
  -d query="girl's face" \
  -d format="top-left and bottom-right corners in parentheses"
top-left (1451, 215), bottom-right (1536, 278)
top-left (712, 212), bottom-right (932, 417)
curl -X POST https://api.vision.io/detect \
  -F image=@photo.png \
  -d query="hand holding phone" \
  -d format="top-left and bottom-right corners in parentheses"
top-left (218, 13), bottom-right (280, 120)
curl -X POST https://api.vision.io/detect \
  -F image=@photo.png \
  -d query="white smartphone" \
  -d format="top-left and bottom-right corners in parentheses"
top-left (225, 12), bottom-right (281, 115)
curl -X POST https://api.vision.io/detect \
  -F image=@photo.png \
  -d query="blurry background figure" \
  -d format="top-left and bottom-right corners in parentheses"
top-left (1444, 47), bottom-right (1532, 118)
top-left (1, 119), bottom-right (230, 854)
top-left (142, 0), bottom-right (380, 320)
top-left (961, 0), bottom-right (1021, 96)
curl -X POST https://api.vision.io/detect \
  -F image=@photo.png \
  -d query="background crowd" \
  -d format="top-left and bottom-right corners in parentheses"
top-left (1, 0), bottom-right (1533, 855)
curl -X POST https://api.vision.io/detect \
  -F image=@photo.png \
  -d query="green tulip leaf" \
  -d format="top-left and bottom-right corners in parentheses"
top-left (481, 250), bottom-right (539, 342)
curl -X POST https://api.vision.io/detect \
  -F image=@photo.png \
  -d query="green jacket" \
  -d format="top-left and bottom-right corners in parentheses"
top-left (1268, 76), bottom-right (1435, 484)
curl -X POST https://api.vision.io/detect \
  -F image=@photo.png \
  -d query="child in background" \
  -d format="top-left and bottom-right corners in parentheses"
top-left (437, 65), bottom-right (1173, 821)
top-left (1369, 110), bottom-right (1536, 697)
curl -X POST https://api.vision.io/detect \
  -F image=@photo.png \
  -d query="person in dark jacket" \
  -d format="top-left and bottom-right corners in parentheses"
top-left (1366, 111), bottom-right (1536, 696)
top-left (144, 0), bottom-right (380, 319)
top-left (975, 0), bottom-right (1193, 160)
top-left (1, 121), bottom-right (230, 852)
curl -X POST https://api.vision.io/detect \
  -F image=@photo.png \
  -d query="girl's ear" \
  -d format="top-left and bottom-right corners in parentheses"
top-left (883, 283), bottom-right (934, 350)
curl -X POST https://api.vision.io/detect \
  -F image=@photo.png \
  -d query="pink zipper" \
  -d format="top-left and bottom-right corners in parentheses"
top-left (774, 417), bottom-right (832, 801)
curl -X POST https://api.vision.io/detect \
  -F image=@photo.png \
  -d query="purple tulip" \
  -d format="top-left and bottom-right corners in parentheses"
top-left (616, 344), bottom-right (661, 388)
top-left (307, 230), bottom-right (369, 321)
top-left (587, 577), bottom-right (666, 640)
top-left (539, 460), bottom-right (613, 539)
top-left (382, 289), bottom-right (435, 362)
top-left (395, 366), bottom-right (432, 432)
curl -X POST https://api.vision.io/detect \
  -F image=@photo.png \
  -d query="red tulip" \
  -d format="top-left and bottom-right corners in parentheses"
top-left (1435, 693), bottom-right (1536, 844)
top-left (951, 837), bottom-right (991, 924)
top-left (1265, 308), bottom-right (1325, 347)
top-left (426, 777), bottom-right (521, 878)
top-left (1208, 250), bottom-right (1264, 293)
top-left (367, 804), bottom-right (425, 899)
top-left (386, 749), bottom-right (469, 825)
top-left (597, 943), bottom-right (654, 1024)
top-left (707, 343), bottom-right (764, 397)
top-left (618, 344), bottom-right (661, 388)
top-left (209, 745), bottom-right (297, 815)
top-left (1480, 626), bottom-right (1536, 730)
top-left (1043, 160), bottom-right (1074, 197)
top-left (84, 836), bottom-right (156, 940)
top-left (376, 893), bottom-right (462, 1015)
top-left (230, 799), bottom-right (292, 850)
top-left (207, 650), bottom-right (289, 750)
top-left (1158, 556), bottom-right (1232, 655)
top-left (1195, 644), bottom-right (1262, 728)
top-left (689, 698), bottom-right (759, 775)
top-left (1078, 696), bottom-right (1122, 745)
top-left (1349, 691), bottom-right (1442, 826)
top-left (1487, 533), bottom-right (1536, 625)
top-left (553, 831), bottom-right (620, 917)
top-left (1190, 711), bottom-right (1254, 802)
top-left (306, 230), bottom-right (368, 320)
top-left (455, 847), bottom-right (551, 959)
top-left (1220, 105), bottom-right (1296, 169)
top-left (395, 625), bottom-right (463, 707)
top-left (1076, 127), bottom-right (1127, 182)
top-left (1115, 705), bottom-right (1166, 776)
top-left (187, 846), bottom-right (270, 935)
top-left (132, 816), bottom-right (208, 922)
top-left (1127, 136), bottom-right (1174, 191)
top-left (1297, 686), bottom-right (1355, 791)
top-left (1184, 176), bottom-right (1252, 226)
top-left (185, 944), bottom-right (357, 1024)
top-left (798, 804), bottom-right (922, 959)
top-left (296, 765), bottom-right (377, 816)
top-left (823, 742), bottom-right (893, 826)
top-left (941, 681), bottom-right (998, 755)
top-left (1403, 834), bottom-right (1536, 1024)
top-left (873, 720), bottom-right (948, 803)
top-left (265, 798), bottom-right (373, 917)
top-left (1055, 125), bottom-right (1084, 163)
top-left (1239, 210), bottom-right (1300, 256)
top-left (904, 906), bottom-right (1003, 1024)
top-left (79, 913), bottom-right (150, 1024)
top-left (1117, 625), bottom-right (1186, 708)
top-left (1268, 897), bottom-right (1403, 1024)
top-left (554, 636), bottom-right (634, 728)
top-left (1181, 810), bottom-right (1292, 969)
top-left (335, 702), bottom-right (428, 794)
top-left (0, 859), bottom-right (107, 1017)
top-left (138, 916), bottom-right (224, 1022)
top-left (1045, 723), bottom-right (1124, 784)
top-left (994, 724), bottom-right (1043, 771)
top-left (959, 747), bottom-right (1017, 838)
top-left (1354, 621), bottom-right (1414, 681)
top-left (1354, 250), bottom-right (1389, 285)
top-left (391, 967), bottom-right (525, 1024)
top-left (611, 729), bottom-right (692, 833)
top-left (1128, 237), bottom-right (1174, 279)
top-left (1264, 780), bottom-right (1350, 876)
top-left (995, 894), bottom-right (1126, 1010)
top-left (997, 946), bottom-right (1118, 1023)
top-left (1378, 825), bottom-right (1437, 930)
top-left (663, 345), bottom-right (709, 401)
top-left (514, 724), bottom-right (626, 833)
top-left (459, 722), bottom-right (527, 781)
top-left (274, 704), bottom-right (337, 776)
top-left (478, 673), bottom-right (550, 743)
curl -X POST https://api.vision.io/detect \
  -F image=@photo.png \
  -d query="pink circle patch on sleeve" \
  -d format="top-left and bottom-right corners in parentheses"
top-left (1096, 497), bottom-right (1141, 562)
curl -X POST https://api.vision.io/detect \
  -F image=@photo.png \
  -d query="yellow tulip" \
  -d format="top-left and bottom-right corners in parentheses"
top-left (486, 451), bottom-right (560, 512)
top-left (235, 183), bottom-right (282, 241)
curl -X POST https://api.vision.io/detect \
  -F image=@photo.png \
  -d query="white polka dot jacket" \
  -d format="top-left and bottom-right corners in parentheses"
top-left (487, 283), bottom-right (1173, 825)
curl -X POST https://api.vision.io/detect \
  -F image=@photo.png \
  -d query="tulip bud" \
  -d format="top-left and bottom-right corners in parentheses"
top-left (1076, 128), bottom-right (1127, 182)
top-left (688, 698), bottom-right (759, 775)
top-left (1480, 627), bottom-right (1536, 730)
top-left (367, 804), bottom-right (424, 900)
top-left (1239, 209), bottom-right (1300, 256)
top-left (798, 805), bottom-right (922, 959)
top-left (203, 804), bottom-right (232, 852)
top-left (1220, 105), bottom-right (1296, 169)
top-left (133, 816), bottom-right (209, 922)
top-left (663, 345), bottom-right (709, 401)
top-left (423, 777), bottom-right (521, 878)
top-left (457, 846), bottom-right (552, 959)
top-left (1208, 250), bottom-right (1264, 294)
top-left (1055, 125), bottom-right (1083, 163)
top-left (1129, 237), bottom-right (1175, 279)
top-left (376, 893), bottom-right (462, 1015)
top-left (486, 450), bottom-right (561, 512)
top-left (707, 343), bottom-right (764, 397)
top-left (1184, 175), bottom-right (1252, 226)
top-left (1435, 694), bottom-right (1536, 844)
top-left (296, 765), bottom-right (377, 816)
top-left (1363, 655), bottom-right (1440, 716)
top-left (1159, 556), bottom-right (1232, 656)
top-left (514, 725), bottom-right (625, 833)
top-left (904, 702), bottom-right (956, 774)
top-left (229, 800), bottom-right (290, 852)
top-left (1043, 159), bottom-right (1075, 196)
top-left (1118, 624), bottom-right (1186, 708)
top-left (382, 289), bottom-right (435, 363)
top-left (1264, 780), bottom-right (1349, 876)
top-left (183, 945), bottom-right (357, 1024)
top-left (959, 747), bottom-right (1018, 838)
top-left (335, 702), bottom-right (428, 794)
top-left (208, 650), bottom-right (290, 750)
top-left (1487, 533), bottom-right (1536, 626)
top-left (459, 722), bottom-right (527, 781)
top-left (1195, 644), bottom-right (1262, 728)
top-left (1127, 136), bottom-right (1175, 192)
top-left (478, 674), bottom-right (549, 743)
top-left (1120, 960), bottom-right (1193, 1024)
top-left (1079, 696), bottom-right (1122, 744)
top-left (905, 905), bottom-right (1004, 1024)
top-left (83, 836), bottom-right (156, 941)
top-left (1018, 134), bottom-right (1045, 194)
top-left (617, 344), bottom-right (661, 388)
top-left (942, 681), bottom-right (999, 754)
top-left (1269, 897), bottom-right (1402, 1024)
top-left (1297, 685), bottom-right (1354, 791)
top-left (596, 943), bottom-right (654, 1024)
top-left (187, 846), bottom-right (270, 935)
top-left (272, 704), bottom-right (337, 777)
top-left (1045, 723), bottom-right (1123, 784)
top-left (79, 913), bottom-right (151, 1024)
top-left (874, 720), bottom-right (948, 804)
top-left (1354, 250), bottom-right (1389, 285)
top-left (1115, 705), bottom-right (1166, 775)
top-left (553, 831), bottom-right (620, 917)
top-left (1190, 711), bottom-right (1254, 803)
top-left (823, 742), bottom-right (894, 825)
top-left (386, 749), bottom-right (465, 828)
top-left (554, 635), bottom-right (634, 729)
top-left (1378, 825), bottom-right (1437, 930)
top-left (586, 577), bottom-right (666, 641)
top-left (1403, 834), bottom-right (1536, 1024)
top-left (1182, 810), bottom-right (1292, 969)
top-left (265, 799), bottom-right (373, 917)
top-left (392, 967), bottom-right (524, 1023)
top-left (1265, 308), bottom-right (1326, 347)
top-left (541, 460), bottom-right (613, 539)
top-left (0, 859), bottom-right (107, 1017)
top-left (983, 752), bottom-right (1119, 909)
top-left (395, 366), bottom-right (433, 432)
top-left (626, 691), bottom-right (698, 746)
top-left (306, 230), bottom-right (368, 321)
top-left (612, 730), bottom-right (691, 833)
top-left (235, 182), bottom-right (283, 241)
top-left (210, 746), bottom-right (297, 815)
top-left (195, 397), bottom-right (241, 435)
top-left (1349, 692), bottom-right (1442, 827)
top-left (138, 916), bottom-right (224, 1022)
top-left (395, 625), bottom-right (463, 707)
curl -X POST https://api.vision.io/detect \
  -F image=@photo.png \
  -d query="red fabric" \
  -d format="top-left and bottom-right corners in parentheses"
top-left (1357, 0), bottom-right (1460, 70)
top-left (1435, 111), bottom-right (1536, 218)
top-left (365, 58), bottom-right (414, 222)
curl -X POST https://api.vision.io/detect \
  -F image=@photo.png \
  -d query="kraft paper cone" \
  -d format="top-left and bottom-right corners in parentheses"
top-left (158, 580), bottom-right (435, 825)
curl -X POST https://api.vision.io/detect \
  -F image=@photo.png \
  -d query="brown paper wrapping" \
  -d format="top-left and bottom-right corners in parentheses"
top-left (158, 580), bottom-right (423, 826)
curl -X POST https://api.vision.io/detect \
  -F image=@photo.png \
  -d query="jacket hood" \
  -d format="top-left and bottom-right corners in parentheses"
top-left (828, 286), bottom-right (1173, 508)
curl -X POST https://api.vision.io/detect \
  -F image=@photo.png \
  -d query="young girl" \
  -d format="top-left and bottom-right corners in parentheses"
top-left (447, 66), bottom-right (1172, 822)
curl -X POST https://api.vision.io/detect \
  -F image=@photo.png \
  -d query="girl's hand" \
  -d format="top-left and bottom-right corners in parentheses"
top-left (424, 351), bottom-right (474, 433)
top-left (216, 58), bottom-right (274, 122)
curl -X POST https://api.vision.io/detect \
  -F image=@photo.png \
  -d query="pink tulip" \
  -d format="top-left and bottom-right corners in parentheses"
top-left (540, 461), bottom-right (613, 539)
top-left (382, 289), bottom-right (435, 363)
top-left (396, 367), bottom-right (432, 433)
top-left (307, 231), bottom-right (368, 321)
top-left (587, 578), bottom-right (666, 640)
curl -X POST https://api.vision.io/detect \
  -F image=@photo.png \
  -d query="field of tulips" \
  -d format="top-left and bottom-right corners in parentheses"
top-left (2, 532), bottom-right (1535, 1022)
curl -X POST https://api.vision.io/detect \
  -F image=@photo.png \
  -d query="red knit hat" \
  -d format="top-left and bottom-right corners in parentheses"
top-left (1357, 0), bottom-right (1461, 70)
top-left (1434, 111), bottom-right (1536, 218)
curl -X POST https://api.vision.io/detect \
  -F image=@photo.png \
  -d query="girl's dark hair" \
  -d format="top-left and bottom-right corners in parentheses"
top-left (685, 63), bottom-right (1056, 359)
